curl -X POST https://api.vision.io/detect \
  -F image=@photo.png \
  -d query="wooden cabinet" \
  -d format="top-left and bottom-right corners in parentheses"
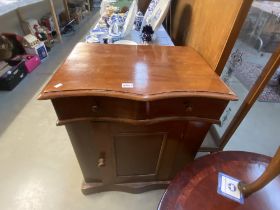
top-left (53, 94), bottom-right (224, 193)
top-left (64, 118), bottom-right (212, 194)
top-left (39, 43), bottom-right (237, 194)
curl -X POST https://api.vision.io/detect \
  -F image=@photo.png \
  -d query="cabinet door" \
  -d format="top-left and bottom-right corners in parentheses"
top-left (66, 121), bottom-right (210, 186)
top-left (92, 122), bottom-right (186, 184)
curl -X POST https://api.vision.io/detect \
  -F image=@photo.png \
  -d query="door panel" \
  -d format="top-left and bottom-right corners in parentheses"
top-left (113, 132), bottom-right (167, 177)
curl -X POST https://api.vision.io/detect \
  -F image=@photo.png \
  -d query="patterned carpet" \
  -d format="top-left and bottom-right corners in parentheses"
top-left (233, 61), bottom-right (280, 103)
top-left (227, 39), bottom-right (280, 103)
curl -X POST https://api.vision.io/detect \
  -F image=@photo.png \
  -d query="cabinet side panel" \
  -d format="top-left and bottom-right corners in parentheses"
top-left (171, 121), bottom-right (211, 176)
top-left (65, 122), bottom-right (102, 182)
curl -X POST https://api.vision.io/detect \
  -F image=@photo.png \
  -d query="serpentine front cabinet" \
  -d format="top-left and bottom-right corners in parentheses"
top-left (39, 43), bottom-right (237, 194)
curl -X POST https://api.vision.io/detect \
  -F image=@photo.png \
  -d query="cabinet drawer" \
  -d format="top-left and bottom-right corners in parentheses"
top-left (52, 97), bottom-right (147, 121)
top-left (149, 98), bottom-right (228, 121)
top-left (52, 97), bottom-right (228, 124)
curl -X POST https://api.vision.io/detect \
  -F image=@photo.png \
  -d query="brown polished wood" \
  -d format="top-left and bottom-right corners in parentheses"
top-left (57, 116), bottom-right (221, 126)
top-left (82, 181), bottom-right (170, 194)
top-left (38, 43), bottom-right (236, 101)
top-left (239, 147), bottom-right (280, 197)
top-left (39, 44), bottom-right (236, 194)
top-left (169, 0), bottom-right (253, 75)
top-left (158, 151), bottom-right (280, 210)
top-left (52, 96), bottom-right (228, 125)
top-left (138, 0), bottom-right (151, 13)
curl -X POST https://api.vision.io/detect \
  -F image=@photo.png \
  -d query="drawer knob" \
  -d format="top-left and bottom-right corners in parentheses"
top-left (92, 105), bottom-right (99, 112)
top-left (97, 152), bottom-right (105, 167)
top-left (185, 103), bottom-right (193, 112)
top-left (97, 158), bottom-right (105, 167)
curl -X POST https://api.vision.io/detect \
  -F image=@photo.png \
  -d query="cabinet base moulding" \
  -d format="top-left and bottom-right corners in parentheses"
top-left (81, 180), bottom-right (170, 194)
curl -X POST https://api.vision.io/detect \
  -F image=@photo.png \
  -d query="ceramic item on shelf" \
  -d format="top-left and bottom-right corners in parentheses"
top-left (121, 0), bottom-right (138, 38)
top-left (109, 21), bottom-right (122, 42)
top-left (118, 12), bottom-right (126, 21)
top-left (109, 22), bottom-right (121, 36)
top-left (85, 35), bottom-right (100, 43)
top-left (90, 28), bottom-right (107, 36)
top-left (108, 14), bottom-right (125, 27)
top-left (110, 35), bottom-right (122, 42)
top-left (90, 25), bottom-right (110, 43)
top-left (123, 10), bottom-right (129, 21)
top-left (114, 40), bottom-right (138, 45)
top-left (141, 0), bottom-right (171, 31)
top-left (97, 19), bottom-right (109, 29)
top-left (135, 11), bottom-right (144, 31)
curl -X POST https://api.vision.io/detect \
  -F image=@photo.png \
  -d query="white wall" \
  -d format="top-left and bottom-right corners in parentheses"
top-left (0, 0), bottom-right (64, 35)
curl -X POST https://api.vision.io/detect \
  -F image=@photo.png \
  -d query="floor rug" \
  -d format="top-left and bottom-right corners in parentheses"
top-left (233, 61), bottom-right (280, 103)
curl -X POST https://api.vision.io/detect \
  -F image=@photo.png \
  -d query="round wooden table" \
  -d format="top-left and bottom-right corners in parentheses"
top-left (158, 151), bottom-right (280, 210)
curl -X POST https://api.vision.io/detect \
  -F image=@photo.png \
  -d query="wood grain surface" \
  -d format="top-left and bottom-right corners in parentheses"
top-left (52, 96), bottom-right (227, 125)
top-left (170, 0), bottom-right (253, 75)
top-left (158, 151), bottom-right (280, 210)
top-left (39, 43), bottom-right (236, 101)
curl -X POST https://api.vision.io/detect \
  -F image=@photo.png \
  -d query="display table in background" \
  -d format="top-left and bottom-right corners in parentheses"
top-left (83, 25), bottom-right (174, 46)
top-left (83, 0), bottom-right (173, 46)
